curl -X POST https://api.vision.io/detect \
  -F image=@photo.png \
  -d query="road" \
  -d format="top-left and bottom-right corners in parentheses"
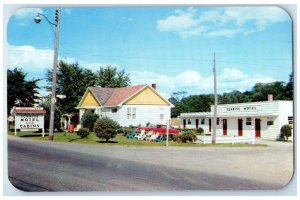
top-left (7, 136), bottom-right (294, 192)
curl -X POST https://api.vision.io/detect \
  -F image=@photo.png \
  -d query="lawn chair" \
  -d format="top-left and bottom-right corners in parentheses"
top-left (137, 130), bottom-right (146, 140)
top-left (149, 133), bottom-right (159, 142)
top-left (126, 128), bottom-right (136, 139)
top-left (145, 131), bottom-right (154, 141)
top-left (156, 135), bottom-right (164, 142)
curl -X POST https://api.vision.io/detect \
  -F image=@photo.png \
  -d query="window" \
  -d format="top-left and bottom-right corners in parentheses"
top-left (246, 118), bottom-right (252, 125)
top-left (188, 119), bottom-right (191, 124)
top-left (112, 108), bottom-right (118, 113)
top-left (216, 118), bottom-right (220, 125)
top-left (127, 108), bottom-right (131, 119)
top-left (288, 116), bottom-right (293, 125)
top-left (267, 120), bottom-right (274, 126)
top-left (132, 108), bottom-right (136, 119)
top-left (127, 108), bottom-right (136, 119)
top-left (201, 119), bottom-right (205, 124)
top-left (160, 114), bottom-right (164, 120)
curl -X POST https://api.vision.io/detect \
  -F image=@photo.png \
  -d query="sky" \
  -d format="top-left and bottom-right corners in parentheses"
top-left (6, 6), bottom-right (293, 99)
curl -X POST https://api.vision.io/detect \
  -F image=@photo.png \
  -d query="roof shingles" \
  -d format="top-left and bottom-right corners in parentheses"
top-left (89, 85), bottom-right (146, 107)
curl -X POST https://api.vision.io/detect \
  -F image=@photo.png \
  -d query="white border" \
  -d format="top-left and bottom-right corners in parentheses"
top-left (1, 1), bottom-right (298, 199)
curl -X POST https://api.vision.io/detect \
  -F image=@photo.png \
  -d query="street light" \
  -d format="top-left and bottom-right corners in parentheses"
top-left (35, 8), bottom-right (61, 141)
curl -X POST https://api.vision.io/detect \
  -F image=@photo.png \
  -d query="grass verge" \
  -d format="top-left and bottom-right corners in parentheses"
top-left (8, 131), bottom-right (268, 148)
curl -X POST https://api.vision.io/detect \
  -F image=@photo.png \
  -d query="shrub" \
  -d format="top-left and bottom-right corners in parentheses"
top-left (280, 124), bottom-right (292, 141)
top-left (94, 117), bottom-right (121, 142)
top-left (77, 128), bottom-right (90, 139)
top-left (120, 127), bottom-right (132, 136)
top-left (81, 110), bottom-right (99, 132)
top-left (168, 134), bottom-right (181, 142)
top-left (195, 127), bottom-right (204, 135)
top-left (180, 132), bottom-right (197, 143)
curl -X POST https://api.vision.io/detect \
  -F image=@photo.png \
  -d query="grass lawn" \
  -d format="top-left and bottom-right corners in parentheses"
top-left (8, 130), bottom-right (268, 148)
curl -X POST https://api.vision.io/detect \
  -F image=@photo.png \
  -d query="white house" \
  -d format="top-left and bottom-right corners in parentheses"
top-left (179, 100), bottom-right (293, 140)
top-left (76, 84), bottom-right (174, 127)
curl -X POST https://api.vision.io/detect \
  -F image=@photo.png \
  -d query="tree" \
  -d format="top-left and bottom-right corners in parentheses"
top-left (250, 81), bottom-right (287, 102)
top-left (47, 61), bottom-right (97, 114)
top-left (93, 117), bottom-right (121, 142)
top-left (7, 68), bottom-right (40, 114)
top-left (170, 91), bottom-right (187, 102)
top-left (96, 65), bottom-right (130, 88)
top-left (280, 124), bottom-right (292, 141)
top-left (39, 100), bottom-right (62, 131)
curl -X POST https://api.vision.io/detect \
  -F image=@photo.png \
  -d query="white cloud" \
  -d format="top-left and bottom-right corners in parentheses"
top-left (204, 28), bottom-right (243, 38)
top-left (6, 44), bottom-right (110, 74)
top-left (130, 68), bottom-right (275, 98)
top-left (157, 7), bottom-right (200, 33)
top-left (6, 44), bottom-right (53, 70)
top-left (157, 6), bottom-right (290, 38)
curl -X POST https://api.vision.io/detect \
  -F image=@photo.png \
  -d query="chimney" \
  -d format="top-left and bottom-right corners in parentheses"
top-left (151, 83), bottom-right (156, 90)
top-left (268, 94), bottom-right (273, 101)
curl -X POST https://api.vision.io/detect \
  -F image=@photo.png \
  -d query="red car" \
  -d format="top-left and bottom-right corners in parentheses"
top-left (137, 126), bottom-right (180, 135)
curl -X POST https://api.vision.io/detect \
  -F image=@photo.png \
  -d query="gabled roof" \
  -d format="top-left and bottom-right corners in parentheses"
top-left (104, 85), bottom-right (146, 106)
top-left (89, 87), bottom-right (115, 106)
top-left (77, 84), bottom-right (173, 108)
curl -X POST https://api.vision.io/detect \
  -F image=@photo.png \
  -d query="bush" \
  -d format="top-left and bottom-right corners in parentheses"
top-left (195, 127), bottom-right (204, 135)
top-left (94, 117), bottom-right (121, 142)
top-left (120, 127), bottom-right (132, 136)
top-left (180, 132), bottom-right (197, 143)
top-left (81, 110), bottom-right (99, 132)
top-left (280, 124), bottom-right (292, 141)
top-left (168, 134), bottom-right (181, 142)
top-left (77, 128), bottom-right (90, 139)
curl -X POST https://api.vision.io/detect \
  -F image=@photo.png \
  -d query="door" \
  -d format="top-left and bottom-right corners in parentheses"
top-left (209, 119), bottom-right (211, 132)
top-left (223, 119), bottom-right (227, 136)
top-left (238, 119), bottom-right (243, 136)
top-left (255, 118), bottom-right (261, 137)
top-left (195, 119), bottom-right (199, 129)
top-left (183, 119), bottom-right (186, 129)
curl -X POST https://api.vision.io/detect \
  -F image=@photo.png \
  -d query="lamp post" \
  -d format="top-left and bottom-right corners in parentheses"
top-left (35, 8), bottom-right (61, 141)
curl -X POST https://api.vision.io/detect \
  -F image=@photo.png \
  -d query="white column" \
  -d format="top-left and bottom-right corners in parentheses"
top-left (251, 126), bottom-right (255, 144)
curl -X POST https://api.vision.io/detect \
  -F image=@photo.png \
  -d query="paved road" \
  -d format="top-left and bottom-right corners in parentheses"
top-left (7, 136), bottom-right (294, 192)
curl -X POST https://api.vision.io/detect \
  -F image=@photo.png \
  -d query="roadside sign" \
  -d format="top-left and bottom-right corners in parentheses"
top-left (51, 97), bottom-right (57, 104)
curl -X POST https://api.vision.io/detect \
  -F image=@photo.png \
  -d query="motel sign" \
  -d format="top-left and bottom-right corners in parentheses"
top-left (13, 107), bottom-right (46, 137)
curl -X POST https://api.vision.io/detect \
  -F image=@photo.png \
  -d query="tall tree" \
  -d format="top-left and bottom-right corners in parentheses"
top-left (7, 68), bottom-right (40, 114)
top-left (47, 61), bottom-right (97, 114)
top-left (96, 65), bottom-right (130, 88)
top-left (250, 81), bottom-right (287, 101)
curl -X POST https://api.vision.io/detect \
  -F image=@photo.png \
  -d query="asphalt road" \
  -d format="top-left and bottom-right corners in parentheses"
top-left (7, 136), bottom-right (293, 192)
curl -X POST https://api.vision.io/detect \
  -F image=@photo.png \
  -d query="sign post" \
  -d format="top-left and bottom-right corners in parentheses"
top-left (166, 119), bottom-right (170, 147)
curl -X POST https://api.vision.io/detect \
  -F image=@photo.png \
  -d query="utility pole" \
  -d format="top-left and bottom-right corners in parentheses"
top-left (49, 8), bottom-right (61, 141)
top-left (212, 52), bottom-right (217, 144)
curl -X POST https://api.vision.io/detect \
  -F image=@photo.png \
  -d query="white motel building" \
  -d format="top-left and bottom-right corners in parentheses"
top-left (179, 99), bottom-right (293, 140)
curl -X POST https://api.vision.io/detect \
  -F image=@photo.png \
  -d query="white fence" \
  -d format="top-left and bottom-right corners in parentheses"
top-left (196, 134), bottom-right (255, 145)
